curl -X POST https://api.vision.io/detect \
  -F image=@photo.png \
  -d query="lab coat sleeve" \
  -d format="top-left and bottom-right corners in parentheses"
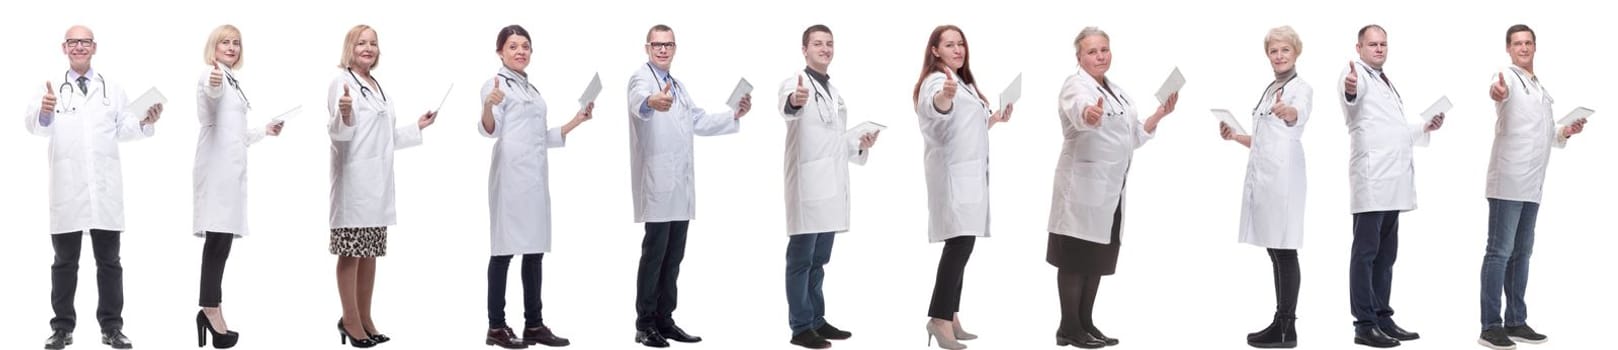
top-left (1058, 74), bottom-right (1101, 132)
top-left (1552, 125), bottom-right (1570, 149)
top-left (845, 132), bottom-right (870, 166)
top-left (245, 125), bottom-right (267, 146)
top-left (478, 79), bottom-right (504, 138)
top-left (1132, 119), bottom-right (1155, 149)
top-left (691, 102), bottom-right (739, 137)
top-left (1284, 82), bottom-right (1314, 136)
top-left (1408, 121), bottom-right (1430, 147)
top-left (916, 72), bottom-right (952, 119)
top-left (393, 122), bottom-right (423, 150)
top-left (197, 68), bottom-right (222, 126)
top-left (627, 72), bottom-right (657, 121)
top-left (24, 89), bottom-right (52, 136)
top-left (328, 76), bottom-right (357, 141)
top-left (112, 85), bottom-right (155, 142)
top-left (779, 74), bottom-right (804, 120)
top-left (546, 127), bottom-right (566, 148)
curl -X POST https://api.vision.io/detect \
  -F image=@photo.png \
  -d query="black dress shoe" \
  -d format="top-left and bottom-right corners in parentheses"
top-left (634, 329), bottom-right (669, 348)
top-left (1377, 321), bottom-right (1419, 341)
top-left (101, 329), bottom-right (134, 349)
top-left (816, 323), bottom-right (852, 340)
top-left (790, 330), bottom-right (831, 349)
top-left (1247, 317), bottom-right (1297, 348)
top-left (1353, 326), bottom-right (1400, 348)
top-left (1056, 331), bottom-right (1106, 349)
top-left (45, 329), bottom-right (72, 350)
top-left (523, 326), bottom-right (570, 347)
top-left (1085, 325), bottom-right (1119, 346)
top-left (658, 325), bottom-right (702, 343)
top-left (487, 327), bottom-right (528, 349)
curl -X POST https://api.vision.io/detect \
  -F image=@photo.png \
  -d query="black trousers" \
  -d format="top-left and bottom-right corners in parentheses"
top-left (50, 229), bottom-right (124, 331)
top-left (489, 253), bottom-right (544, 329)
top-left (635, 221), bottom-right (689, 330)
top-left (928, 236), bottom-right (975, 320)
top-left (199, 232), bottom-right (235, 307)
top-left (1350, 211), bottom-right (1400, 327)
top-left (1267, 248), bottom-right (1300, 319)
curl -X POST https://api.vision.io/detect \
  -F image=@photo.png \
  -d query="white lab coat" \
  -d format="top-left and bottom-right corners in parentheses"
top-left (625, 63), bottom-right (740, 223)
top-left (1338, 59), bottom-right (1428, 214)
top-left (1486, 66), bottom-right (1569, 203)
top-left (778, 69), bottom-right (869, 235)
top-left (1237, 76), bottom-right (1312, 249)
top-left (326, 69), bottom-right (424, 229)
top-left (23, 70), bottom-right (155, 234)
top-left (1047, 69), bottom-right (1152, 245)
top-left (917, 71), bottom-right (992, 243)
top-left (481, 67), bottom-right (567, 256)
top-left (194, 65), bottom-right (268, 237)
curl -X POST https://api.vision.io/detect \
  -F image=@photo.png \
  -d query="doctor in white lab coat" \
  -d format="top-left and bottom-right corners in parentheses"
top-left (626, 24), bottom-right (751, 347)
top-left (326, 24), bottom-right (438, 347)
top-left (1217, 26), bottom-right (1310, 349)
top-left (1046, 27), bottom-right (1176, 349)
top-left (476, 25), bottom-right (591, 349)
top-left (28, 25), bottom-right (162, 350)
top-left (1336, 24), bottom-right (1443, 348)
top-left (777, 25), bottom-right (879, 349)
top-left (913, 25), bottom-right (1013, 349)
top-left (191, 24), bottom-right (282, 344)
top-left (1475, 24), bottom-right (1586, 347)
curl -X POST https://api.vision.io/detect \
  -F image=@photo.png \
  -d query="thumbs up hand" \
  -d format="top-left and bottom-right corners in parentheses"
top-left (1344, 61), bottom-right (1360, 97)
top-left (1271, 88), bottom-right (1296, 124)
top-left (1082, 96), bottom-right (1105, 127)
top-left (209, 64), bottom-right (223, 88)
top-left (1490, 72), bottom-right (1508, 102)
top-left (338, 84), bottom-right (355, 126)
top-left (931, 69), bottom-right (958, 113)
top-left (485, 77), bottom-right (506, 107)
top-left (41, 81), bottom-right (57, 114)
top-left (649, 81), bottom-right (674, 112)
top-left (790, 75), bottom-right (809, 108)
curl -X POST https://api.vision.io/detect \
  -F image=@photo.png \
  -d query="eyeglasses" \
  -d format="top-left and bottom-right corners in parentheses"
top-left (64, 39), bottom-right (96, 47)
top-left (647, 41), bottom-right (677, 50)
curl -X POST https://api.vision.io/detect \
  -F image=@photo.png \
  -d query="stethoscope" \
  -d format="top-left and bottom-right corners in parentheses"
top-left (802, 69), bottom-right (836, 122)
top-left (1505, 66), bottom-right (1542, 97)
top-left (645, 62), bottom-right (678, 100)
top-left (1250, 74), bottom-right (1299, 118)
top-left (497, 71), bottom-right (539, 98)
top-left (1093, 77), bottom-right (1131, 119)
top-left (1353, 61), bottom-right (1401, 103)
top-left (346, 67), bottom-right (386, 102)
top-left (219, 64), bottom-right (252, 110)
top-left (56, 71), bottom-right (111, 113)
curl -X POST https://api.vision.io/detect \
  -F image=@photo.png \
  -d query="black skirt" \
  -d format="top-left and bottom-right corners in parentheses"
top-left (1046, 202), bottom-right (1123, 275)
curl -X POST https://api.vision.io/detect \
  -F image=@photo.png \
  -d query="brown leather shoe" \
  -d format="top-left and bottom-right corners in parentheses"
top-left (486, 327), bottom-right (528, 349)
top-left (524, 326), bottom-right (571, 347)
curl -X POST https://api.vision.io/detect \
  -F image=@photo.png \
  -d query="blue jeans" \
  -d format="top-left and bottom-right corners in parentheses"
top-left (786, 232), bottom-right (835, 334)
top-left (1480, 198), bottom-right (1539, 330)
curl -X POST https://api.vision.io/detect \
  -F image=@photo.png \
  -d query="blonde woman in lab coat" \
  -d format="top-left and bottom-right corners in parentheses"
top-left (326, 24), bottom-right (438, 348)
top-left (1217, 26), bottom-right (1311, 349)
top-left (913, 24), bottom-right (1014, 350)
top-left (778, 24), bottom-right (879, 350)
top-left (477, 24), bottom-right (592, 349)
top-left (1048, 26), bottom-right (1178, 349)
top-left (192, 24), bottom-right (283, 349)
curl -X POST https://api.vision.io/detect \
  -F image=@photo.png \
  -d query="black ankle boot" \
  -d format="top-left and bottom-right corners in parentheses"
top-left (1247, 316), bottom-right (1297, 348)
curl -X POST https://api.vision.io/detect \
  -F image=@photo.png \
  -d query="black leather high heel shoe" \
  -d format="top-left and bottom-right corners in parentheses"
top-left (367, 331), bottom-right (391, 344)
top-left (338, 318), bottom-right (378, 348)
top-left (196, 310), bottom-right (240, 349)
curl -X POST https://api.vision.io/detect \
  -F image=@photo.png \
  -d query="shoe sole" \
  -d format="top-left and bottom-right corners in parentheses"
top-left (1248, 340), bottom-right (1298, 348)
top-left (1353, 338), bottom-right (1399, 348)
top-left (1477, 338), bottom-right (1516, 350)
top-left (1507, 336), bottom-right (1545, 345)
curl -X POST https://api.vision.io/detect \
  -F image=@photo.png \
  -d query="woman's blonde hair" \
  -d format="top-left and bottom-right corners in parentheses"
top-left (202, 24), bottom-right (243, 69)
top-left (337, 24), bottom-right (379, 69)
top-left (1265, 26), bottom-right (1303, 57)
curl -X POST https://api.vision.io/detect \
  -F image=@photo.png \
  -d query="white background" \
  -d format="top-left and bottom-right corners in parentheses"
top-left (0, 0), bottom-right (1611, 349)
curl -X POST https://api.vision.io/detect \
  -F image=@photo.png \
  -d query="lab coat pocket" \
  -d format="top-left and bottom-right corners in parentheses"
top-left (949, 161), bottom-right (986, 204)
top-left (1070, 163), bottom-right (1119, 206)
top-left (797, 157), bottom-right (839, 202)
top-left (648, 154), bottom-right (680, 193)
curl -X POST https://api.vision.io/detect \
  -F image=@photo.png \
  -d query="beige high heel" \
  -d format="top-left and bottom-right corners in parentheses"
top-left (926, 319), bottom-right (967, 350)
top-left (953, 313), bottom-right (978, 340)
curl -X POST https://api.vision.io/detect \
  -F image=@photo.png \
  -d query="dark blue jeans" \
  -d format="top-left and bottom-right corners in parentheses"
top-left (1349, 211), bottom-right (1399, 327)
top-left (785, 232), bottom-right (835, 334)
top-left (1480, 198), bottom-right (1539, 330)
